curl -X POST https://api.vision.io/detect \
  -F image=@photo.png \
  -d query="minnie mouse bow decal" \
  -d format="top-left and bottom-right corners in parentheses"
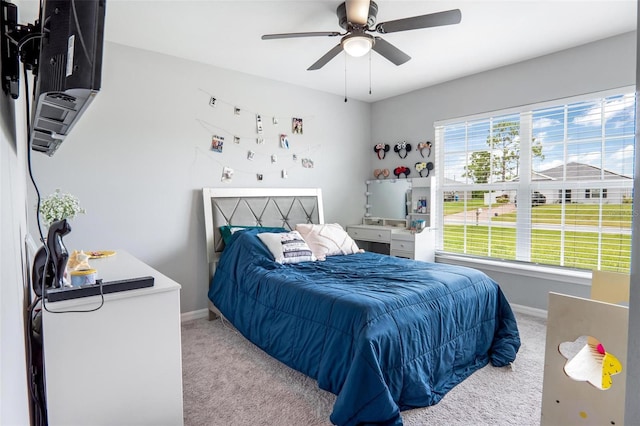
top-left (394, 166), bottom-right (410, 178)
top-left (394, 142), bottom-right (412, 159)
top-left (417, 141), bottom-right (432, 158)
top-left (374, 143), bottom-right (390, 160)
top-left (415, 161), bottom-right (434, 177)
top-left (374, 169), bottom-right (390, 179)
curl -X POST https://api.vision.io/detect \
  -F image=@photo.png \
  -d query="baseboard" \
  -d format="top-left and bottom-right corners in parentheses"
top-left (181, 308), bottom-right (209, 323)
top-left (511, 303), bottom-right (547, 319)
top-left (182, 305), bottom-right (546, 322)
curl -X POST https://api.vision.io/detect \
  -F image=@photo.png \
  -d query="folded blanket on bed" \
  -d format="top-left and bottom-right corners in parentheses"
top-left (209, 229), bottom-right (520, 426)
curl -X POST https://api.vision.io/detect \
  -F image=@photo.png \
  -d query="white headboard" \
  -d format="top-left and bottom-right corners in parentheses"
top-left (202, 187), bottom-right (324, 267)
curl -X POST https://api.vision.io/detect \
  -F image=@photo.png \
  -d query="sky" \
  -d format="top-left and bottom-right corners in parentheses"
top-left (441, 92), bottom-right (636, 184)
top-left (532, 92), bottom-right (635, 178)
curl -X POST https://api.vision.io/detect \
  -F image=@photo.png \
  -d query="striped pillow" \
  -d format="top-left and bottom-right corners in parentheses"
top-left (257, 231), bottom-right (316, 264)
top-left (295, 223), bottom-right (362, 261)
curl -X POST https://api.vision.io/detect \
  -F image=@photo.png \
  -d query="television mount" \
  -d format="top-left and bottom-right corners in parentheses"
top-left (2, 0), bottom-right (105, 156)
top-left (0, 1), bottom-right (42, 99)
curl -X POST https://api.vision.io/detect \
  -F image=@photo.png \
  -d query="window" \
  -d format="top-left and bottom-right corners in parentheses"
top-left (586, 189), bottom-right (607, 199)
top-left (435, 89), bottom-right (635, 273)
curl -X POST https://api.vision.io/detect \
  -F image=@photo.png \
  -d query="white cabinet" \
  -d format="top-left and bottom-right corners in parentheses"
top-left (407, 177), bottom-right (436, 229)
top-left (42, 250), bottom-right (184, 426)
top-left (390, 229), bottom-right (435, 261)
top-left (347, 224), bottom-right (435, 262)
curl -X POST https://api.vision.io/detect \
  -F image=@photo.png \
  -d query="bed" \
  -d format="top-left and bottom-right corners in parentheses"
top-left (203, 187), bottom-right (521, 426)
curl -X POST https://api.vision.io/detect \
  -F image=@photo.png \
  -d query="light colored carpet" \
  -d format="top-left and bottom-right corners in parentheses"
top-left (181, 312), bottom-right (546, 426)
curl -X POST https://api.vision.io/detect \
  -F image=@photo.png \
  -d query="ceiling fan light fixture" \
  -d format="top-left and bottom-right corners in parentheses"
top-left (263, 4), bottom-right (462, 70)
top-left (342, 34), bottom-right (373, 57)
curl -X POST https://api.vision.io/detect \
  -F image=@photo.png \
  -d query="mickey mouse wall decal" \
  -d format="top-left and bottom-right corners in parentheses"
top-left (394, 141), bottom-right (412, 159)
top-left (394, 166), bottom-right (411, 178)
top-left (374, 143), bottom-right (390, 160)
top-left (417, 141), bottom-right (432, 158)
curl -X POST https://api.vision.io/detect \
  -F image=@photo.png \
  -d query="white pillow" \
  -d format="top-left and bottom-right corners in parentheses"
top-left (257, 231), bottom-right (316, 264)
top-left (295, 223), bottom-right (362, 261)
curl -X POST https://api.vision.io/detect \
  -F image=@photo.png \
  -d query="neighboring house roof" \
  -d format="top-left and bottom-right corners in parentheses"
top-left (515, 162), bottom-right (632, 181)
top-left (530, 170), bottom-right (554, 181)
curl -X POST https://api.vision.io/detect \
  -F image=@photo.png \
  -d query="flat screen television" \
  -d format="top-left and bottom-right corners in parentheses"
top-left (0, 0), bottom-right (106, 156)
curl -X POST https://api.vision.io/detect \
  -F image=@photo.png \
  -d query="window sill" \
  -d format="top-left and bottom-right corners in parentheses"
top-left (434, 252), bottom-right (592, 286)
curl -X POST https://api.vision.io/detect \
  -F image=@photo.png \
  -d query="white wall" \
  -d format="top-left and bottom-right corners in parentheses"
top-left (0, 70), bottom-right (30, 423)
top-left (28, 42), bottom-right (371, 314)
top-left (371, 32), bottom-right (637, 310)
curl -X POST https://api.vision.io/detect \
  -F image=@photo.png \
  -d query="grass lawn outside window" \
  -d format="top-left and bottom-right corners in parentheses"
top-left (443, 224), bottom-right (631, 272)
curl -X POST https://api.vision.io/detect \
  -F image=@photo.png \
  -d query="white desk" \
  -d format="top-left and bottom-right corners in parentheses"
top-left (346, 224), bottom-right (435, 262)
top-left (42, 250), bottom-right (184, 426)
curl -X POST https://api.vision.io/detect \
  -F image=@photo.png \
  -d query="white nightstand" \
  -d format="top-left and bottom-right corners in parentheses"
top-left (41, 250), bottom-right (184, 426)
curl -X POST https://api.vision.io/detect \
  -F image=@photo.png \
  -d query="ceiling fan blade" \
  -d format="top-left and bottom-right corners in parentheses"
top-left (372, 37), bottom-right (411, 66)
top-left (375, 9), bottom-right (461, 34)
top-left (345, 0), bottom-right (370, 26)
top-left (262, 31), bottom-right (341, 40)
top-left (307, 44), bottom-right (344, 71)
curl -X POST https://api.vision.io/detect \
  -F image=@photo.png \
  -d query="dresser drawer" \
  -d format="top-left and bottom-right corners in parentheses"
top-left (391, 238), bottom-right (415, 253)
top-left (347, 226), bottom-right (391, 243)
top-left (390, 249), bottom-right (413, 259)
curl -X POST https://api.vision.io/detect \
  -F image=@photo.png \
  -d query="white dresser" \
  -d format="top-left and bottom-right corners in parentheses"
top-left (41, 250), bottom-right (184, 426)
top-left (347, 224), bottom-right (435, 262)
top-left (357, 176), bottom-right (436, 261)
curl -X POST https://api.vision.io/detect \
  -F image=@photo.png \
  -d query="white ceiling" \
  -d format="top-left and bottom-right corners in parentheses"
top-left (16, 0), bottom-right (638, 102)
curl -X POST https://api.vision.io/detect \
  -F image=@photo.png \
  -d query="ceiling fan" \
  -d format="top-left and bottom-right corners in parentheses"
top-left (261, 0), bottom-right (462, 71)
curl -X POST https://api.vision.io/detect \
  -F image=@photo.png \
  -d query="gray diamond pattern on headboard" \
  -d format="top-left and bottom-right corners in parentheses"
top-left (203, 188), bottom-right (324, 259)
top-left (211, 196), bottom-right (319, 252)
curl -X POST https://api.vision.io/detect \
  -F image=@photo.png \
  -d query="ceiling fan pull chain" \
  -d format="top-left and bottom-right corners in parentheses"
top-left (369, 50), bottom-right (372, 95)
top-left (344, 53), bottom-right (348, 102)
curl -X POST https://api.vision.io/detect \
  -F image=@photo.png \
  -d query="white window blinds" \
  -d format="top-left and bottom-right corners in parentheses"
top-left (435, 89), bottom-right (635, 272)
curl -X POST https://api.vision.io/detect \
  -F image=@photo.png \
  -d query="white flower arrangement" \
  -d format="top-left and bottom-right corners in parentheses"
top-left (39, 189), bottom-right (86, 226)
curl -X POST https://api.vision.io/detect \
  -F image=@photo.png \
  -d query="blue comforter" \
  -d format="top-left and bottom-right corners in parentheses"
top-left (209, 229), bottom-right (520, 426)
